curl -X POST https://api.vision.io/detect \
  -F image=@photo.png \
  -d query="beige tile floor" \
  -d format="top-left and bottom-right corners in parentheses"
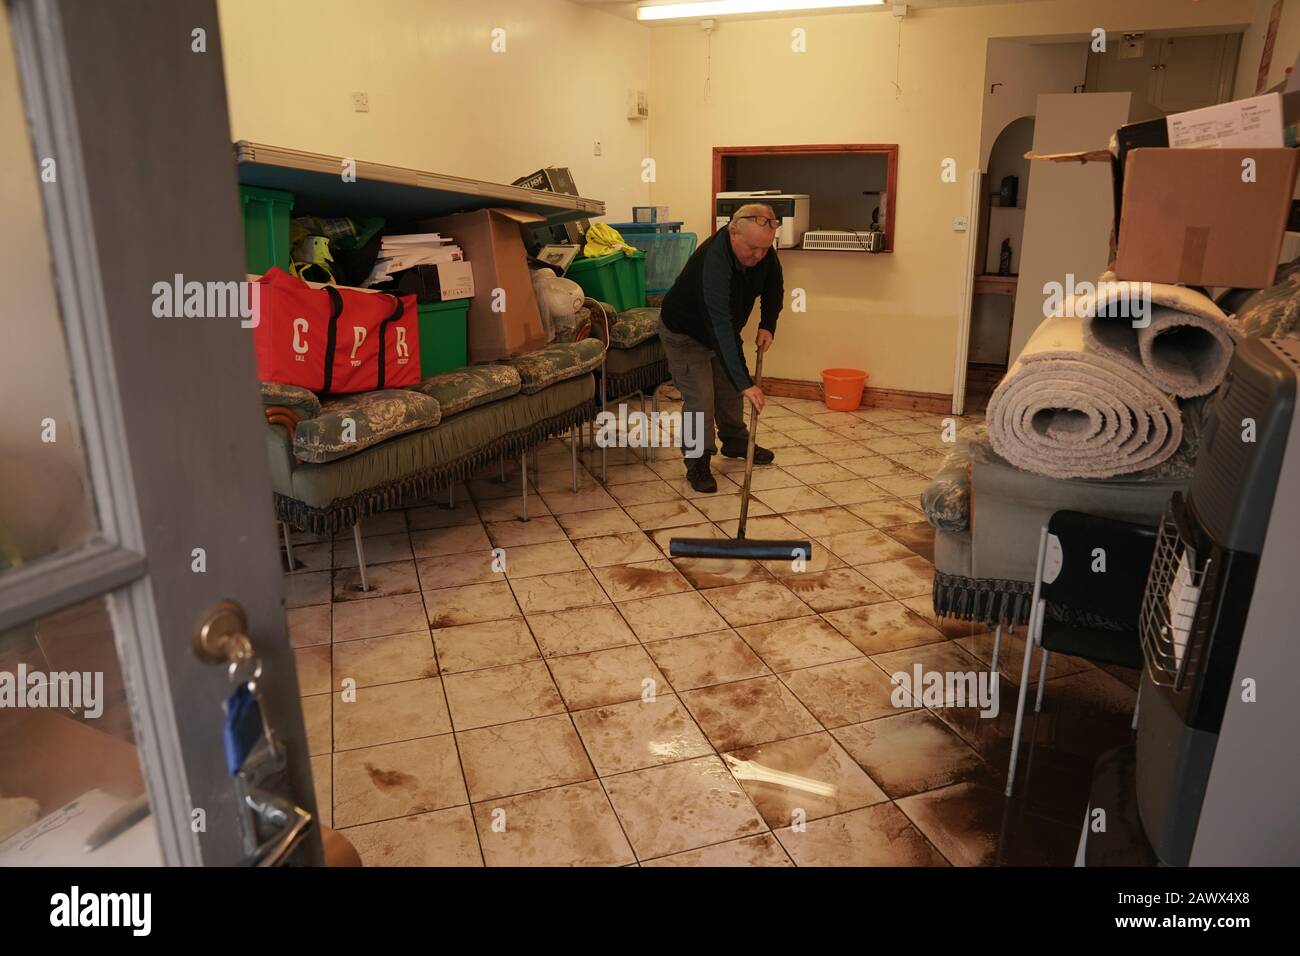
top-left (285, 393), bottom-right (1137, 866)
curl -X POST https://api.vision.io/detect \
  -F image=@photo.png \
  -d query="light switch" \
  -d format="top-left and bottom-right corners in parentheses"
top-left (351, 91), bottom-right (369, 112)
top-left (953, 216), bottom-right (969, 232)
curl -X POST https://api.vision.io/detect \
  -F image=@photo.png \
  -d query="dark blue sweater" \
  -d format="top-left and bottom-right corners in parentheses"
top-left (659, 229), bottom-right (783, 392)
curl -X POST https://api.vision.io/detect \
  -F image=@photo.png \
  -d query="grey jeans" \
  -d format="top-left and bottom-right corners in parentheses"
top-left (658, 319), bottom-right (748, 460)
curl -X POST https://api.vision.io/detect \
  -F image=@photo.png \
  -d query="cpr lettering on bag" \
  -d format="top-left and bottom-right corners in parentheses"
top-left (350, 326), bottom-right (367, 366)
top-left (292, 317), bottom-right (309, 360)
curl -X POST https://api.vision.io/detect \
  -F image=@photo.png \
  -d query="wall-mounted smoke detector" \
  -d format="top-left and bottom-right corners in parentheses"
top-left (1119, 32), bottom-right (1145, 59)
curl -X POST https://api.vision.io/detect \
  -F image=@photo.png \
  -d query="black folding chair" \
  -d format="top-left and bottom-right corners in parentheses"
top-left (1005, 510), bottom-right (1156, 796)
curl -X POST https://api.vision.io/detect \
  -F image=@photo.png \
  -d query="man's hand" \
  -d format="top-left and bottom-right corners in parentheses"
top-left (743, 385), bottom-right (766, 415)
top-left (756, 329), bottom-right (774, 353)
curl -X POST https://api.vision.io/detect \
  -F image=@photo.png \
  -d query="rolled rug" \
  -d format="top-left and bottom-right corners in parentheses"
top-left (1084, 280), bottom-right (1238, 399)
top-left (987, 312), bottom-right (1183, 479)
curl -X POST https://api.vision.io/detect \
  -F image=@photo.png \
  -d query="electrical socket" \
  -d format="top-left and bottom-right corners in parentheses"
top-left (351, 91), bottom-right (369, 112)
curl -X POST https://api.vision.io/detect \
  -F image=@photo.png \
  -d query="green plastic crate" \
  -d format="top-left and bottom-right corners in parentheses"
top-left (417, 299), bottom-right (470, 377)
top-left (566, 250), bottom-right (646, 311)
top-left (240, 184), bottom-right (294, 275)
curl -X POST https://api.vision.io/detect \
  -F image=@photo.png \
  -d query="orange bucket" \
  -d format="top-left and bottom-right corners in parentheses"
top-left (821, 368), bottom-right (867, 411)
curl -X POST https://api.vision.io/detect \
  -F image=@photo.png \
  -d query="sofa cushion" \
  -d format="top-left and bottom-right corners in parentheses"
top-left (294, 389), bottom-right (442, 464)
top-left (608, 307), bottom-right (660, 349)
top-left (506, 338), bottom-right (604, 395)
top-left (261, 381), bottom-right (321, 420)
top-left (279, 374), bottom-right (595, 510)
top-left (410, 364), bottom-right (521, 417)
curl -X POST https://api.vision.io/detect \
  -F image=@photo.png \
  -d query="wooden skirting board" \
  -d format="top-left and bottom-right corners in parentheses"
top-left (761, 376), bottom-right (952, 414)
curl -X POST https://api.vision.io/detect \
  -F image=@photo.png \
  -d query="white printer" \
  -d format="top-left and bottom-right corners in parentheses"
top-left (715, 191), bottom-right (810, 249)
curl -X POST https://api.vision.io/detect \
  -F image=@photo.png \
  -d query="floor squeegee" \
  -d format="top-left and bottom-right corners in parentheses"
top-left (669, 349), bottom-right (814, 563)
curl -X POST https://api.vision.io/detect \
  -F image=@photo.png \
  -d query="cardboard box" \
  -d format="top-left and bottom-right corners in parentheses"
top-left (1114, 148), bottom-right (1300, 289)
top-left (633, 205), bottom-right (670, 224)
top-left (418, 207), bottom-right (547, 362)
top-left (512, 167), bottom-right (589, 245)
top-left (1031, 92), bottom-right (1298, 253)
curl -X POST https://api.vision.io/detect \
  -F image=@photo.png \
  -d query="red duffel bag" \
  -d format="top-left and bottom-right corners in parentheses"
top-left (252, 267), bottom-right (420, 394)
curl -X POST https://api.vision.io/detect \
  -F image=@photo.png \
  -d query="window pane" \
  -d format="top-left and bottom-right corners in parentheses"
top-left (0, 11), bottom-right (99, 576)
top-left (0, 593), bottom-right (161, 865)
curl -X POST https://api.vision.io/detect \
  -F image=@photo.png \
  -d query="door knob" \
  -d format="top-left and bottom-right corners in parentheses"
top-left (192, 599), bottom-right (252, 666)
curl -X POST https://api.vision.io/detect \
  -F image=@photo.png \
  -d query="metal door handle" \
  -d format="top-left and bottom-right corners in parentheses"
top-left (242, 787), bottom-right (313, 867)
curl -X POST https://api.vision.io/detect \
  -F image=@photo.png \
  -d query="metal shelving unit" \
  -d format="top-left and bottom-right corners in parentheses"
top-left (233, 141), bottom-right (604, 226)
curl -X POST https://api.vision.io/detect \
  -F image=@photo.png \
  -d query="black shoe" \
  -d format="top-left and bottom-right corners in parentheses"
top-left (685, 457), bottom-right (718, 494)
top-left (720, 442), bottom-right (775, 464)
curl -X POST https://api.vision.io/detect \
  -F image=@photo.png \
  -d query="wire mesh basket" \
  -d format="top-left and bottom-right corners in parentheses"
top-left (1140, 498), bottom-right (1211, 690)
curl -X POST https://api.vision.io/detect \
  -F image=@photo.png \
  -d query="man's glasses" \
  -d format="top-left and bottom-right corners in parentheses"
top-left (736, 215), bottom-right (782, 229)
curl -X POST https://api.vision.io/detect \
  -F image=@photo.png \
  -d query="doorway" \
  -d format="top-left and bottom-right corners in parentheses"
top-left (963, 117), bottom-right (1033, 413)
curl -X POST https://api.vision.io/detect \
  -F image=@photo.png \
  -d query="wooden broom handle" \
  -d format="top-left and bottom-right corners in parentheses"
top-left (735, 349), bottom-right (763, 541)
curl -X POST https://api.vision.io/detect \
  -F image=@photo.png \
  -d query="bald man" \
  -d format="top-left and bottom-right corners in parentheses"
top-left (657, 205), bottom-right (784, 493)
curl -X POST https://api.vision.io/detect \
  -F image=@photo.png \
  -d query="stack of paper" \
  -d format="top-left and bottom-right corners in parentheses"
top-left (364, 233), bottom-right (464, 287)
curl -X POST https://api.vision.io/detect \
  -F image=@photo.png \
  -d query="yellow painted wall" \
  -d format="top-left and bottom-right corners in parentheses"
top-left (216, 0), bottom-right (652, 223)
top-left (647, 0), bottom-right (1256, 397)
top-left (215, 0), bottom-right (1280, 399)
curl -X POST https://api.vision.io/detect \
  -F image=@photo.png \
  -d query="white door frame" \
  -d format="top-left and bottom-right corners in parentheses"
top-left (950, 168), bottom-right (982, 417)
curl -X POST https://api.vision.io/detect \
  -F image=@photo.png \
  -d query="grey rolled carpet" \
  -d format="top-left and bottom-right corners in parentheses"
top-left (1084, 280), bottom-right (1238, 399)
top-left (987, 312), bottom-right (1183, 479)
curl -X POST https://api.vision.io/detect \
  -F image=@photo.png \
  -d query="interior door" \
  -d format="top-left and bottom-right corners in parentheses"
top-left (1153, 34), bottom-right (1240, 114)
top-left (0, 0), bottom-right (319, 866)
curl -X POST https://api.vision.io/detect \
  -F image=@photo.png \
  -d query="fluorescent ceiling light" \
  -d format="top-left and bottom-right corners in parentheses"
top-left (638, 0), bottom-right (884, 22)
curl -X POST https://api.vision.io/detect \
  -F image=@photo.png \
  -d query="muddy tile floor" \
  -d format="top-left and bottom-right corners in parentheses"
top-left (284, 393), bottom-right (1139, 866)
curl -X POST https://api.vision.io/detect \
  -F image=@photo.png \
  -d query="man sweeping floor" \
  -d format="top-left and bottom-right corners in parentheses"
top-left (657, 203), bottom-right (785, 493)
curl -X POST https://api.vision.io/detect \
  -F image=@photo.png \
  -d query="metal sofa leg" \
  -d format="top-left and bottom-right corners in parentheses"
top-left (520, 451), bottom-right (529, 522)
top-left (500, 453), bottom-right (506, 484)
top-left (990, 623), bottom-right (1001, 676)
top-left (448, 484), bottom-right (455, 509)
top-left (1131, 680), bottom-right (1143, 731)
top-left (353, 520), bottom-right (369, 592)
top-left (282, 521), bottom-right (296, 572)
top-left (571, 424), bottom-right (578, 493)
top-left (649, 388), bottom-right (658, 463)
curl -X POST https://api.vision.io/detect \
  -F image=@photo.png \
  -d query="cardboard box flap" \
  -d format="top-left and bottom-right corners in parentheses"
top-left (1025, 148), bottom-right (1114, 164)
top-left (488, 206), bottom-right (545, 225)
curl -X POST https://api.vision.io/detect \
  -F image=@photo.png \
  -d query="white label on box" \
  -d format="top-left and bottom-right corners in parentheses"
top-left (436, 260), bottom-right (474, 300)
top-left (1167, 92), bottom-right (1284, 149)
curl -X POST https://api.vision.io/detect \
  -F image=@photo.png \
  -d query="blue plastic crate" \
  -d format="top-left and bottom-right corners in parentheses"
top-left (607, 220), bottom-right (684, 234)
top-left (624, 232), bottom-right (697, 295)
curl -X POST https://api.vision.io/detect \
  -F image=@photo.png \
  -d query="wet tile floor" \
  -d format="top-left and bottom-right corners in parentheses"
top-left (284, 393), bottom-right (1138, 866)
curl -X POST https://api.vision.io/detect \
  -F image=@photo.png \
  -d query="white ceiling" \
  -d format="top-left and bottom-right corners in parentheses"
top-left (568, 0), bottom-right (1059, 25)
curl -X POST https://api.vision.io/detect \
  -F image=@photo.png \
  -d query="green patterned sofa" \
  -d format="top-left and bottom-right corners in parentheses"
top-left (262, 339), bottom-right (604, 535)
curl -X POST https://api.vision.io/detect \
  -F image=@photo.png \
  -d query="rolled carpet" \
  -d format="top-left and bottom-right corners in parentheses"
top-left (987, 312), bottom-right (1182, 479)
top-left (1084, 280), bottom-right (1238, 399)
